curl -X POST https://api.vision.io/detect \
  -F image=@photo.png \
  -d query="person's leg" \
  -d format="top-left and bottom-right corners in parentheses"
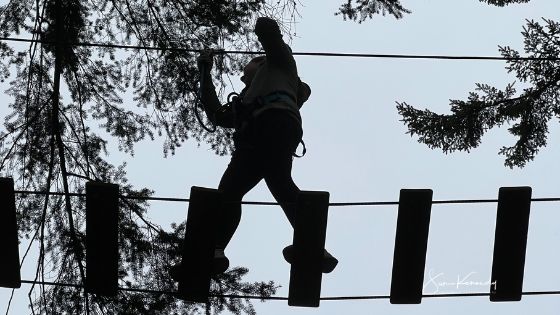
top-left (171, 148), bottom-right (262, 279)
top-left (262, 152), bottom-right (299, 227)
top-left (215, 148), bottom-right (263, 249)
top-left (256, 110), bottom-right (302, 227)
top-left (256, 110), bottom-right (339, 273)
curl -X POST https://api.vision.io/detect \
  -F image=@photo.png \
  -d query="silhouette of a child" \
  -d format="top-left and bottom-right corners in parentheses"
top-left (195, 17), bottom-right (337, 274)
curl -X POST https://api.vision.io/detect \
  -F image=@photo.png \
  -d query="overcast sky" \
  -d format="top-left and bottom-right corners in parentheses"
top-left (2, 0), bottom-right (560, 314)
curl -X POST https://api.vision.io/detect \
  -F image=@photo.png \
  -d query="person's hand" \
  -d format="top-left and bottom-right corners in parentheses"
top-left (197, 49), bottom-right (214, 72)
top-left (255, 17), bottom-right (280, 36)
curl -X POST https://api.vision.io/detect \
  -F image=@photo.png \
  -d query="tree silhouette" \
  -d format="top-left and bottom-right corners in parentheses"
top-left (336, 0), bottom-right (411, 21)
top-left (0, 0), bottom-right (299, 313)
top-left (338, 0), bottom-right (558, 168)
top-left (397, 18), bottom-right (560, 168)
top-left (336, 0), bottom-right (532, 21)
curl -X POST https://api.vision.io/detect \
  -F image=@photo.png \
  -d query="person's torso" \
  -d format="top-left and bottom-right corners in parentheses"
top-left (241, 58), bottom-right (301, 124)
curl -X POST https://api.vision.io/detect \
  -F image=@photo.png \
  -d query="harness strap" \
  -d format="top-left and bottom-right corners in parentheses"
top-left (234, 91), bottom-right (307, 158)
top-left (260, 92), bottom-right (306, 158)
top-left (259, 91), bottom-right (296, 106)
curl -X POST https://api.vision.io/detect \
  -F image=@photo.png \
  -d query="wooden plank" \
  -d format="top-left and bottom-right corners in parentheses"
top-left (490, 186), bottom-right (532, 302)
top-left (0, 178), bottom-right (21, 288)
top-left (177, 186), bottom-right (221, 302)
top-left (86, 181), bottom-right (119, 296)
top-left (288, 191), bottom-right (330, 307)
top-left (390, 189), bottom-right (433, 304)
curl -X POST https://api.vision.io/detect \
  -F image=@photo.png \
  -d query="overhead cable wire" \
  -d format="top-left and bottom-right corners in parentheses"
top-left (12, 190), bottom-right (560, 206)
top-left (18, 280), bottom-right (560, 301)
top-left (1, 36), bottom-right (559, 61)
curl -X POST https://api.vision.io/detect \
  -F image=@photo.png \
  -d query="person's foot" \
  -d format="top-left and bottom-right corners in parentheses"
top-left (170, 263), bottom-right (182, 282)
top-left (321, 250), bottom-right (339, 273)
top-left (170, 249), bottom-right (230, 281)
top-left (213, 248), bottom-right (229, 274)
top-left (282, 245), bottom-right (338, 273)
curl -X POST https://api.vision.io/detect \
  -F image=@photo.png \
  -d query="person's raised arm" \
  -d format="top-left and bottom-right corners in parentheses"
top-left (197, 51), bottom-right (222, 125)
top-left (197, 52), bottom-right (236, 128)
top-left (254, 17), bottom-right (293, 65)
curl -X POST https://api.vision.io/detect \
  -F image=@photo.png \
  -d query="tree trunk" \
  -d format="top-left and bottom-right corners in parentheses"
top-left (51, 0), bottom-right (89, 312)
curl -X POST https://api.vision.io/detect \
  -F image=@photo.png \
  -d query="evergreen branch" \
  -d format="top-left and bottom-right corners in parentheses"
top-left (336, 0), bottom-right (411, 22)
top-left (479, 0), bottom-right (531, 6)
top-left (50, 2), bottom-right (88, 310)
top-left (58, 107), bottom-right (99, 181)
top-left (29, 116), bottom-right (55, 315)
top-left (397, 18), bottom-right (560, 168)
top-left (71, 68), bottom-right (93, 178)
top-left (478, 72), bottom-right (560, 109)
top-left (61, 141), bottom-right (95, 181)
top-left (120, 196), bottom-right (163, 235)
top-left (66, 172), bottom-right (92, 181)
top-left (0, 101), bottom-right (49, 171)
top-left (3, 0), bottom-right (281, 312)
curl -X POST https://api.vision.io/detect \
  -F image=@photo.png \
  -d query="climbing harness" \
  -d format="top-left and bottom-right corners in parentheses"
top-left (293, 139), bottom-right (307, 158)
top-left (256, 91), bottom-right (307, 158)
top-left (194, 62), bottom-right (306, 157)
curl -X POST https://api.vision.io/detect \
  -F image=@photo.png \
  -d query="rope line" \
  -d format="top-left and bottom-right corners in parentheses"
top-left (13, 190), bottom-right (560, 206)
top-left (18, 280), bottom-right (560, 301)
top-left (1, 36), bottom-right (559, 61)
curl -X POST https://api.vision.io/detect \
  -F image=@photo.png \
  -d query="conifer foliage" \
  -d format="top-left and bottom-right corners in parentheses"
top-left (479, 0), bottom-right (531, 6)
top-left (337, 0), bottom-right (411, 21)
top-left (336, 0), bottom-right (532, 21)
top-left (0, 0), bottom-right (294, 313)
top-left (338, 0), bottom-right (558, 168)
top-left (397, 19), bottom-right (559, 168)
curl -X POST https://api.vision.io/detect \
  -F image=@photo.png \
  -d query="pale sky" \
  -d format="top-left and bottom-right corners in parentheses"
top-left (2, 0), bottom-right (560, 314)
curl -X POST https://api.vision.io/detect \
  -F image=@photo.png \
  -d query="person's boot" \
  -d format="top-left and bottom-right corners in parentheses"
top-left (282, 245), bottom-right (338, 273)
top-left (170, 263), bottom-right (182, 282)
top-left (213, 248), bottom-right (229, 274)
top-left (170, 249), bottom-right (230, 282)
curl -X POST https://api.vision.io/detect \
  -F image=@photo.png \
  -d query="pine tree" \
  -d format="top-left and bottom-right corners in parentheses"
top-left (336, 0), bottom-right (411, 21)
top-left (397, 19), bottom-right (559, 168)
top-left (336, 0), bottom-right (532, 21)
top-left (337, 0), bottom-right (559, 168)
top-left (0, 0), bottom-right (298, 313)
